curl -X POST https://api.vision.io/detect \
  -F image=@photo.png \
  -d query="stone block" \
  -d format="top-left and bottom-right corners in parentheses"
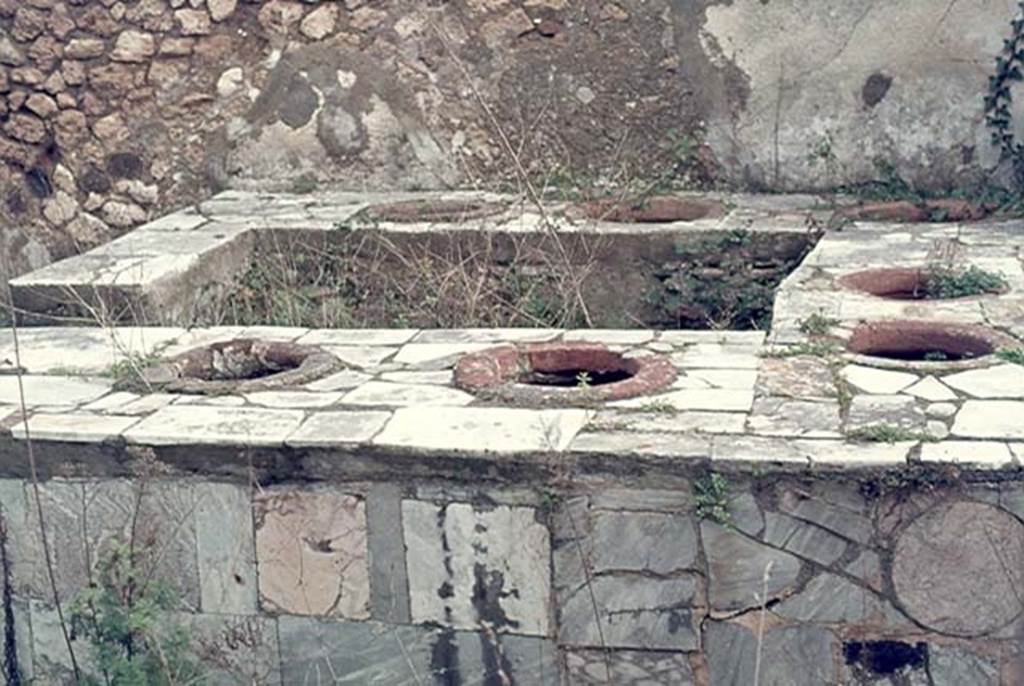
top-left (559, 575), bottom-right (699, 650)
top-left (254, 489), bottom-right (370, 619)
top-left (278, 617), bottom-right (557, 684)
top-left (403, 500), bottom-right (551, 635)
top-left (762, 512), bottom-right (849, 566)
top-left (84, 480), bottom-right (201, 610)
top-left (195, 482), bottom-right (257, 615)
top-left (702, 522), bottom-right (801, 612)
top-left (704, 622), bottom-right (836, 685)
top-left (563, 649), bottom-right (695, 685)
top-left (365, 483), bottom-right (410, 624)
top-left (184, 614), bottom-right (281, 685)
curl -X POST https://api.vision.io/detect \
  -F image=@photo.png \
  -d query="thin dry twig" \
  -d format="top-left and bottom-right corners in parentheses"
top-left (2, 295), bottom-right (82, 682)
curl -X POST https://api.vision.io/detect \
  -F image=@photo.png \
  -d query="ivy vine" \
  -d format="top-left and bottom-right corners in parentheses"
top-left (985, 2), bottom-right (1024, 184)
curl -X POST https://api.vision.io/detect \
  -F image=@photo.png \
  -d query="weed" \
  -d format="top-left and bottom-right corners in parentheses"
top-left (997, 347), bottom-right (1024, 365)
top-left (924, 265), bottom-right (1008, 299)
top-left (798, 311), bottom-right (839, 336)
top-left (846, 424), bottom-right (936, 444)
top-left (829, 363), bottom-right (853, 414)
top-left (647, 229), bottom-right (805, 330)
top-left (575, 371), bottom-right (593, 389)
top-left (633, 400), bottom-right (678, 415)
top-left (762, 341), bottom-right (841, 358)
top-left (289, 174), bottom-right (318, 194)
top-left (985, 2), bottom-right (1024, 185)
top-left (105, 352), bottom-right (161, 387)
top-left (538, 489), bottom-right (561, 514)
top-left (694, 472), bottom-right (733, 527)
top-left (70, 541), bottom-right (199, 685)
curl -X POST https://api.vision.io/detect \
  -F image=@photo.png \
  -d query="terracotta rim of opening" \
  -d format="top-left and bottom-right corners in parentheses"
top-left (844, 320), bottom-right (1017, 371)
top-left (833, 199), bottom-right (993, 223)
top-left (572, 195), bottom-right (726, 223)
top-left (837, 267), bottom-right (1008, 300)
top-left (363, 199), bottom-right (507, 223)
top-left (454, 341), bottom-right (678, 406)
top-left (142, 338), bottom-right (343, 394)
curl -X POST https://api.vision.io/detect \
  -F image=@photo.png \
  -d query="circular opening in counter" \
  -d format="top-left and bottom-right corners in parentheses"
top-left (454, 342), bottom-right (676, 406)
top-left (838, 267), bottom-right (1008, 300)
top-left (575, 196), bottom-right (725, 223)
top-left (846, 321), bottom-right (1002, 367)
top-left (142, 339), bottom-right (342, 394)
top-left (834, 199), bottom-right (993, 223)
top-left (839, 268), bottom-right (931, 300)
top-left (363, 199), bottom-right (506, 223)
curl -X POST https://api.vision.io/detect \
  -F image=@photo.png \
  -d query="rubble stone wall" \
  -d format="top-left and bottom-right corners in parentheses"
top-left (0, 0), bottom-right (1020, 282)
top-left (1, 473), bottom-right (1021, 684)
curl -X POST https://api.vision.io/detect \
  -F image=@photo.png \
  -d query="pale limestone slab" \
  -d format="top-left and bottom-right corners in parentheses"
top-left (304, 369), bottom-right (373, 392)
top-left (255, 490), bottom-right (370, 619)
top-left (610, 389), bottom-right (755, 412)
top-left (379, 370), bottom-right (453, 385)
top-left (297, 329), bottom-right (419, 346)
top-left (685, 369), bottom-right (758, 389)
top-left (657, 330), bottom-right (766, 346)
top-left (125, 405), bottom-right (306, 445)
top-left (746, 399), bottom-right (841, 438)
top-left (942, 364), bottom-right (1024, 399)
top-left (173, 395), bottom-right (246, 406)
top-left (137, 209), bottom-right (208, 231)
top-left (926, 402), bottom-right (958, 419)
top-left (244, 391), bottom-right (344, 408)
top-left (403, 500), bottom-right (550, 635)
top-left (374, 407), bottom-right (590, 452)
top-left (588, 411), bottom-right (748, 434)
top-left (0, 376), bottom-right (112, 407)
top-left (568, 431), bottom-right (712, 457)
top-left (83, 391), bottom-right (139, 412)
top-left (903, 376), bottom-right (958, 402)
top-left (671, 375), bottom-right (713, 390)
top-left (11, 413), bottom-right (140, 442)
top-left (712, 436), bottom-right (912, 466)
top-left (286, 411), bottom-right (392, 446)
top-left (951, 401), bottom-right (1024, 439)
top-left (320, 346), bottom-right (397, 369)
top-left (920, 441), bottom-right (1015, 467)
top-left (799, 440), bottom-right (914, 466)
top-left (341, 382), bottom-right (474, 407)
top-left (1011, 443), bottom-right (1023, 461)
top-left (926, 420), bottom-right (950, 440)
top-left (0, 327), bottom-right (183, 374)
top-left (564, 329), bottom-right (654, 344)
top-left (116, 393), bottom-right (178, 415)
top-left (672, 351), bottom-right (759, 369)
top-left (238, 326), bottom-right (310, 341)
top-left (411, 328), bottom-right (560, 343)
top-left (711, 436), bottom-right (808, 463)
top-left (391, 343), bottom-right (493, 367)
top-left (841, 365), bottom-right (918, 394)
top-left (847, 395), bottom-right (926, 432)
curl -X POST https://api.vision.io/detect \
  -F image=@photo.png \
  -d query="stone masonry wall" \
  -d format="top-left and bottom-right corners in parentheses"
top-left (0, 1), bottom-right (1021, 283)
top-left (1, 472), bottom-right (1022, 684)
